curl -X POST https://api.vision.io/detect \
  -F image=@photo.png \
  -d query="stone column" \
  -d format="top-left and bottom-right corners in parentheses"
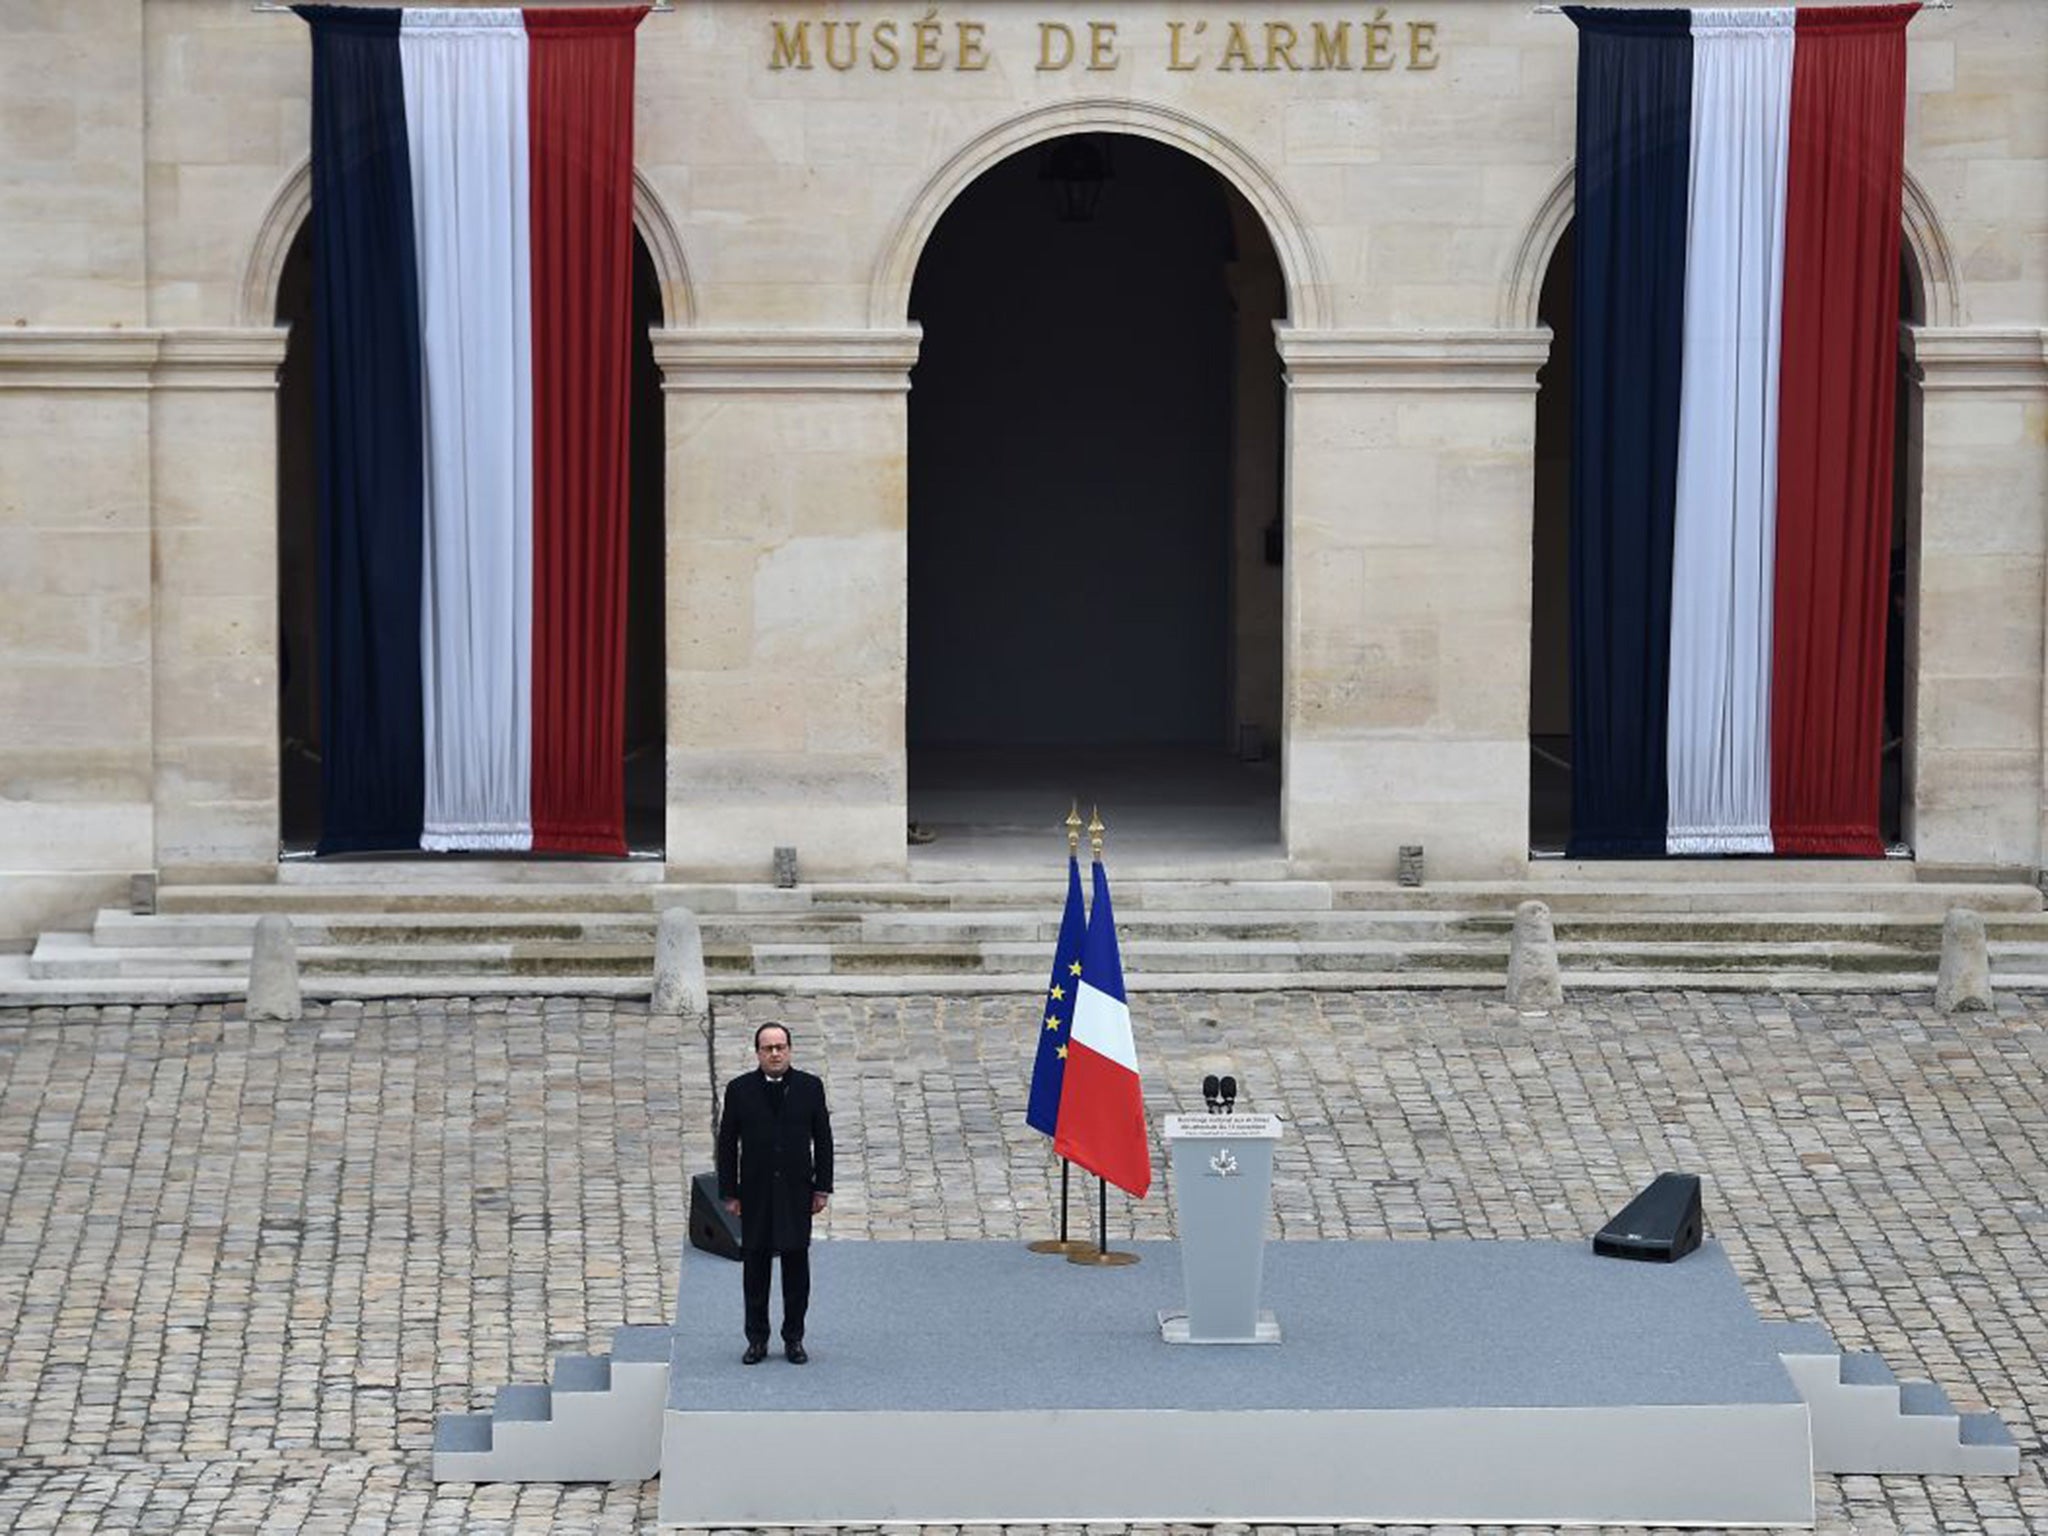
top-left (1903, 328), bottom-right (2048, 877)
top-left (652, 328), bottom-right (922, 880)
top-left (148, 330), bottom-right (290, 884)
top-left (0, 332), bottom-right (159, 940)
top-left (1274, 327), bottom-right (1551, 879)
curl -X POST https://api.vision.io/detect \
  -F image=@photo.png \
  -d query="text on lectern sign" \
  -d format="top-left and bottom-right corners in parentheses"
top-left (1163, 1112), bottom-right (1284, 1140)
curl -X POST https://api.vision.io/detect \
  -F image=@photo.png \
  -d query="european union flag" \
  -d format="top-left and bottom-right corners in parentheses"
top-left (1026, 854), bottom-right (1088, 1136)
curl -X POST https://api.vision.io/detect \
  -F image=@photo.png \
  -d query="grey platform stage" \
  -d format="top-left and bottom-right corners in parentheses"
top-left (435, 1238), bottom-right (2019, 1527)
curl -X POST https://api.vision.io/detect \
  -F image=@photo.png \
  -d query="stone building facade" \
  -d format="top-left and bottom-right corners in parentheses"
top-left (2, 0), bottom-right (2043, 942)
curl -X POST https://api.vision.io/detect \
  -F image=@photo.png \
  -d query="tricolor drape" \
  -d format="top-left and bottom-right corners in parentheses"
top-left (1564, 5), bottom-right (1914, 858)
top-left (297, 5), bottom-right (646, 855)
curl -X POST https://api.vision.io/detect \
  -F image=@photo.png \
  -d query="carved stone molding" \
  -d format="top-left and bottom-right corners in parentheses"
top-left (0, 328), bottom-right (291, 391)
top-left (153, 329), bottom-right (290, 391)
top-left (0, 329), bottom-right (159, 391)
top-left (1905, 327), bottom-right (2048, 392)
top-left (649, 328), bottom-right (924, 393)
top-left (1275, 327), bottom-right (1553, 393)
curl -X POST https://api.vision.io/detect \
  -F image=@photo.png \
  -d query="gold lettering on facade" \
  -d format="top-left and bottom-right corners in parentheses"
top-left (1311, 21), bottom-right (1349, 70)
top-left (871, 18), bottom-right (901, 68)
top-left (956, 20), bottom-right (988, 69)
top-left (1217, 21), bottom-right (1256, 71)
top-left (769, 18), bottom-right (811, 70)
top-left (822, 20), bottom-right (859, 70)
top-left (1407, 20), bottom-right (1439, 70)
top-left (764, 15), bottom-right (1444, 76)
top-left (1038, 21), bottom-right (1073, 70)
top-left (1363, 10), bottom-right (1395, 71)
top-left (1264, 21), bottom-right (1300, 71)
top-left (1087, 21), bottom-right (1119, 70)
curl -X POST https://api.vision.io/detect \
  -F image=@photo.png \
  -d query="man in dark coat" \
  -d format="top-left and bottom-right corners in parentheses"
top-left (716, 1021), bottom-right (833, 1364)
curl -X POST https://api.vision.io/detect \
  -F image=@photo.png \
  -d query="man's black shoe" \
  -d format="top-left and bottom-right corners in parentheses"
top-left (784, 1341), bottom-right (808, 1364)
top-left (742, 1342), bottom-right (768, 1365)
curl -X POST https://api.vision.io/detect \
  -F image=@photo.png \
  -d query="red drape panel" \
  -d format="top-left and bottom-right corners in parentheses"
top-left (527, 6), bottom-right (646, 855)
top-left (1770, 4), bottom-right (1915, 856)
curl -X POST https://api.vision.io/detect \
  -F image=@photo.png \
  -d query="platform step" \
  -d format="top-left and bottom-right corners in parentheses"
top-left (612, 1324), bottom-right (673, 1363)
top-left (433, 1413), bottom-right (494, 1454)
top-left (1839, 1351), bottom-right (1897, 1388)
top-left (552, 1353), bottom-right (611, 1393)
top-left (493, 1383), bottom-right (552, 1423)
top-left (1898, 1379), bottom-right (1956, 1418)
top-left (1959, 1411), bottom-right (2019, 1450)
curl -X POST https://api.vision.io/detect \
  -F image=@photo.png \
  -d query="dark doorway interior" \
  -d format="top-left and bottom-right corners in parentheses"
top-left (275, 227), bottom-right (667, 855)
top-left (906, 133), bottom-right (1284, 858)
top-left (1526, 224), bottom-right (1915, 855)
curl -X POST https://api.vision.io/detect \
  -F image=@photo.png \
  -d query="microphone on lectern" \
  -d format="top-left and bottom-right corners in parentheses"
top-left (1201, 1074), bottom-right (1222, 1113)
top-left (1218, 1075), bottom-right (1238, 1112)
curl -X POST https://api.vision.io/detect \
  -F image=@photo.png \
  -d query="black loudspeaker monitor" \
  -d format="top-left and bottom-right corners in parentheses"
top-left (1593, 1172), bottom-right (1703, 1263)
top-left (689, 1171), bottom-right (744, 1261)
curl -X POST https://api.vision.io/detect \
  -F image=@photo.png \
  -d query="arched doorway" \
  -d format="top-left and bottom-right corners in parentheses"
top-left (905, 132), bottom-right (1285, 862)
top-left (1527, 222), bottom-right (1920, 854)
top-left (274, 225), bottom-right (668, 855)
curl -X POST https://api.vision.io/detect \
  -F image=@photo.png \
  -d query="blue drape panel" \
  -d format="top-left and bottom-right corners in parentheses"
top-left (298, 6), bottom-right (427, 853)
top-left (1564, 9), bottom-right (1693, 857)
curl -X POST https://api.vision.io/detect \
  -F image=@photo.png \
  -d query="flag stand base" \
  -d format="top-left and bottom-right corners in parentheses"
top-left (1067, 1248), bottom-right (1140, 1267)
top-left (1027, 1238), bottom-right (1094, 1256)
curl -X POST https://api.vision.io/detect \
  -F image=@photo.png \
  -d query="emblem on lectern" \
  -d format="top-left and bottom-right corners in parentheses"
top-left (1208, 1148), bottom-right (1240, 1178)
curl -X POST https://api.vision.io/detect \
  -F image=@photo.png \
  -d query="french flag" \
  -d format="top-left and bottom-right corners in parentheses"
top-left (297, 6), bottom-right (647, 855)
top-left (1054, 859), bottom-right (1152, 1200)
top-left (1565, 5), bottom-right (1915, 858)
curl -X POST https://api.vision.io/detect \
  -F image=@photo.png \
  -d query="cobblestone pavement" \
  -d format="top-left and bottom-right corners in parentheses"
top-left (0, 990), bottom-right (2044, 1534)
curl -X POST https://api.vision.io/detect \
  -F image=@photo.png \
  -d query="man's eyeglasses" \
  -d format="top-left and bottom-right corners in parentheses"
top-left (757, 1042), bottom-right (790, 1053)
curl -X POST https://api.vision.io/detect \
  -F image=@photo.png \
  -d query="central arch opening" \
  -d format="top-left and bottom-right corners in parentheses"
top-left (906, 132), bottom-right (1285, 865)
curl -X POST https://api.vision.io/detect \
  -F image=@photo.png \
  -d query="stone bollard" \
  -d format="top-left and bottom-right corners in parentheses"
top-left (1397, 845), bottom-right (1425, 888)
top-left (246, 914), bottom-right (303, 1021)
top-left (653, 906), bottom-right (710, 1023)
top-left (1934, 906), bottom-right (1993, 1013)
top-left (1505, 899), bottom-right (1565, 1009)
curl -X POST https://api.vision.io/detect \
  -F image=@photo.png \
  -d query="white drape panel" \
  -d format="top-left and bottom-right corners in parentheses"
top-left (1665, 8), bottom-right (1794, 854)
top-left (402, 9), bottom-right (535, 851)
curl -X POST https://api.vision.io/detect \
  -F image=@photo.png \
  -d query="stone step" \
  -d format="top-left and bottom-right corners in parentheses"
top-left (45, 910), bottom-right (2022, 967)
top-left (22, 958), bottom-right (2030, 1007)
top-left (154, 875), bottom-right (2044, 920)
top-left (34, 928), bottom-right (1979, 984)
top-left (94, 907), bottom-right (1519, 948)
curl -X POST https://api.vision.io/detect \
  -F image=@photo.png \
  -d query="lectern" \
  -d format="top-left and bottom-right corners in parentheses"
top-left (1158, 1112), bottom-right (1284, 1344)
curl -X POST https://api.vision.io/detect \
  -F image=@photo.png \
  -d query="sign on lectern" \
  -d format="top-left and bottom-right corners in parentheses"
top-left (1159, 1112), bottom-right (1284, 1345)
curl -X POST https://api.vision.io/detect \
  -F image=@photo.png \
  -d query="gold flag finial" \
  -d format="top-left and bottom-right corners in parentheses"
top-left (1066, 800), bottom-right (1082, 856)
top-left (1088, 806), bottom-right (1105, 861)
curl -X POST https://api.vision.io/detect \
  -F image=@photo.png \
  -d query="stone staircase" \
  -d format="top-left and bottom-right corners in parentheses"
top-left (5, 866), bottom-right (2048, 1003)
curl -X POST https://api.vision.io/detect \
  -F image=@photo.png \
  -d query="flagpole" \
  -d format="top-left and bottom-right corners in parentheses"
top-left (1028, 803), bottom-right (1093, 1256)
top-left (1069, 807), bottom-right (1140, 1269)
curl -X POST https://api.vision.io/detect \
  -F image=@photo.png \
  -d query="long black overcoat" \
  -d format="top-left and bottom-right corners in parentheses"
top-left (715, 1067), bottom-right (833, 1254)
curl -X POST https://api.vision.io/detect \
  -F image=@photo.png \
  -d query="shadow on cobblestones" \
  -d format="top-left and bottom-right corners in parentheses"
top-left (0, 990), bottom-right (2042, 1533)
